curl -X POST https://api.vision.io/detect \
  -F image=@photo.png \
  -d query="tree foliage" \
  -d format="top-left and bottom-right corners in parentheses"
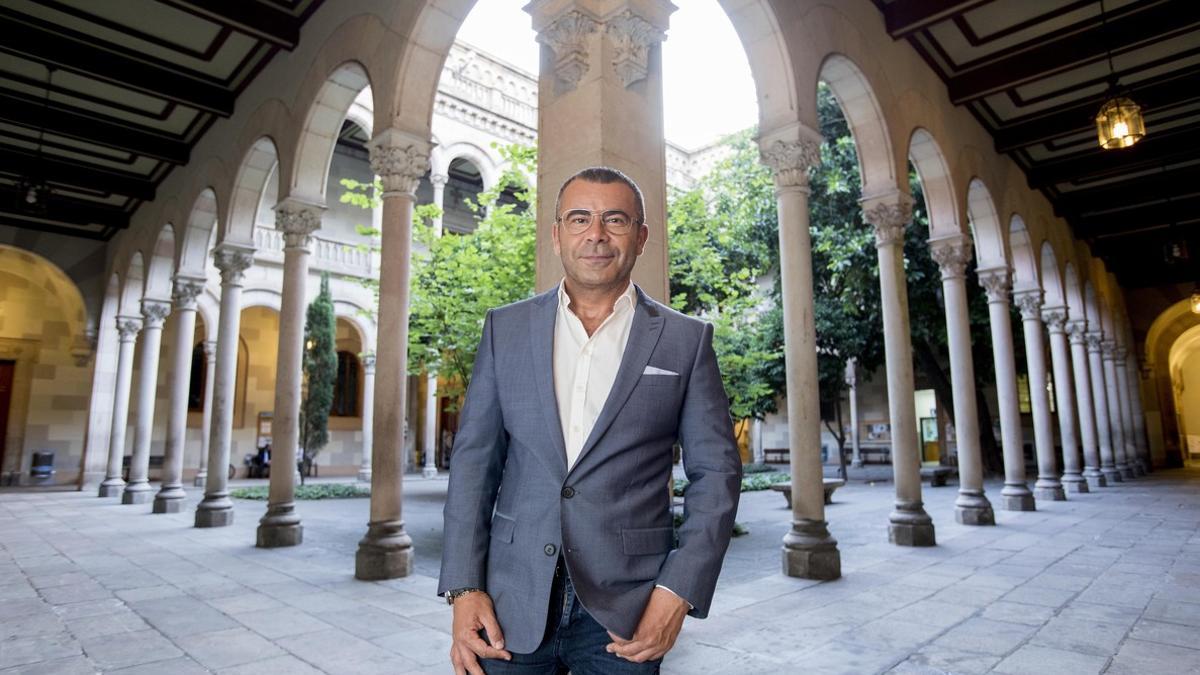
top-left (300, 272), bottom-right (337, 482)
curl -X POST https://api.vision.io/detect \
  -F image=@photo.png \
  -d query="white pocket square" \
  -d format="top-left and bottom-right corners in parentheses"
top-left (643, 366), bottom-right (679, 376)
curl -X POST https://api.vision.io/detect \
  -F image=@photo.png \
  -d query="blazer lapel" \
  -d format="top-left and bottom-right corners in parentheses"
top-left (530, 286), bottom-right (568, 478)
top-left (569, 287), bottom-right (665, 475)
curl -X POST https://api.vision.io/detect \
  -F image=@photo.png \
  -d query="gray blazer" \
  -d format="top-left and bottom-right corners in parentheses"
top-left (438, 284), bottom-right (742, 654)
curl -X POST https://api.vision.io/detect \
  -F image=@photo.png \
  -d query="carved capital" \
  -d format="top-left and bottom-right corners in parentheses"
top-left (361, 353), bottom-right (376, 374)
top-left (171, 276), bottom-right (204, 311)
top-left (212, 244), bottom-right (254, 285)
top-left (928, 235), bottom-right (974, 280)
top-left (977, 267), bottom-right (1011, 304)
top-left (606, 10), bottom-right (665, 88)
top-left (1115, 346), bottom-right (1128, 362)
top-left (430, 173), bottom-right (449, 189)
top-left (140, 299), bottom-right (171, 328)
top-left (1086, 332), bottom-right (1104, 352)
top-left (759, 138), bottom-right (821, 189)
top-left (1013, 289), bottom-right (1044, 321)
top-left (369, 129), bottom-right (431, 197)
top-left (1041, 305), bottom-right (1068, 332)
top-left (536, 10), bottom-right (598, 91)
top-left (861, 193), bottom-right (914, 247)
top-left (275, 199), bottom-right (323, 249)
top-left (115, 316), bottom-right (142, 341)
top-left (1066, 321), bottom-right (1088, 344)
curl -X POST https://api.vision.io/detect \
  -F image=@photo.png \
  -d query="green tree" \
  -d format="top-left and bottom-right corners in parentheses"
top-left (299, 272), bottom-right (337, 484)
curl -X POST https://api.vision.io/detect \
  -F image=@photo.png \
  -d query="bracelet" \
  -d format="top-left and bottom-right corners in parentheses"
top-left (446, 587), bottom-right (482, 605)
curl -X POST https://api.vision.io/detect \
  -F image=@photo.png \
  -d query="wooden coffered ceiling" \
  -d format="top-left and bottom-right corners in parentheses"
top-left (876, 0), bottom-right (1200, 289)
top-left (0, 0), bottom-right (323, 240)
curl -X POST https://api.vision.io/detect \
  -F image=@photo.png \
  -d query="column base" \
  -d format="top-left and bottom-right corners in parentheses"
top-left (98, 479), bottom-right (125, 498)
top-left (357, 468), bottom-right (371, 483)
top-left (781, 519), bottom-right (841, 580)
top-left (850, 458), bottom-right (863, 469)
top-left (1119, 465), bottom-right (1136, 479)
top-left (1034, 479), bottom-right (1066, 501)
top-left (1000, 484), bottom-right (1036, 511)
top-left (888, 502), bottom-right (936, 547)
top-left (193, 471), bottom-right (207, 487)
top-left (1084, 470), bottom-right (1107, 488)
top-left (355, 519), bottom-right (414, 580)
top-left (422, 466), bottom-right (438, 479)
top-left (121, 482), bottom-right (154, 504)
top-left (1102, 468), bottom-right (1123, 483)
top-left (257, 503), bottom-right (303, 548)
top-left (195, 496), bottom-right (234, 528)
top-left (954, 491), bottom-right (995, 526)
top-left (152, 486), bottom-right (186, 514)
top-left (1062, 475), bottom-right (1090, 494)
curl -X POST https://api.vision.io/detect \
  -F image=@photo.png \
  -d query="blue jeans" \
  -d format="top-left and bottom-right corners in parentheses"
top-left (481, 564), bottom-right (662, 674)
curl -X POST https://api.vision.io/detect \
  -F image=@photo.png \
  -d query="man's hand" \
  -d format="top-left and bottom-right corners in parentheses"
top-left (605, 586), bottom-right (689, 663)
top-left (450, 592), bottom-right (511, 675)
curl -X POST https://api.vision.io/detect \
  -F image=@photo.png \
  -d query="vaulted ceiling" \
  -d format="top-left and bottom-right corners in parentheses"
top-left (876, 0), bottom-right (1200, 289)
top-left (0, 0), bottom-right (323, 240)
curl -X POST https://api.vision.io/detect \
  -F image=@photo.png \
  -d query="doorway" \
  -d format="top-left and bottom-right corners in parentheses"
top-left (0, 360), bottom-right (14, 476)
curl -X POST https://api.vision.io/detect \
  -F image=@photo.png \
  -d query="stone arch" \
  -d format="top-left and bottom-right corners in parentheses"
top-left (333, 301), bottom-right (376, 353)
top-left (907, 127), bottom-right (961, 239)
top-left (818, 54), bottom-right (897, 198)
top-left (289, 61), bottom-right (373, 203)
top-left (1040, 241), bottom-right (1066, 308)
top-left (717, 0), bottom-right (798, 132)
top-left (1084, 280), bottom-right (1103, 334)
top-left (178, 188), bottom-right (220, 278)
top-left (224, 137), bottom-right (280, 246)
top-left (1064, 262), bottom-right (1085, 324)
top-left (1143, 296), bottom-right (1200, 466)
top-left (433, 141), bottom-right (498, 190)
top-left (966, 178), bottom-right (1007, 269)
top-left (1008, 215), bottom-right (1040, 292)
top-left (118, 251), bottom-right (146, 317)
top-left (346, 87), bottom-right (375, 138)
top-left (144, 224), bottom-right (177, 302)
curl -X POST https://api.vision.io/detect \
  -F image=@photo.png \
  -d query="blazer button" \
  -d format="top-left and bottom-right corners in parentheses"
top-left (561, 486), bottom-right (575, 499)
top-left (544, 544), bottom-right (557, 556)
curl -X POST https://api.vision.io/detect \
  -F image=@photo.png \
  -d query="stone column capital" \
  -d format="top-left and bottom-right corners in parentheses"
top-left (861, 191), bottom-right (914, 248)
top-left (1012, 289), bottom-right (1044, 320)
top-left (361, 353), bottom-right (376, 374)
top-left (171, 276), bottom-right (205, 311)
top-left (368, 128), bottom-right (432, 198)
top-left (1102, 339), bottom-right (1117, 357)
top-left (606, 8), bottom-right (667, 88)
top-left (1041, 305), bottom-right (1068, 332)
top-left (534, 9), bottom-right (599, 91)
top-left (1085, 332), bottom-right (1104, 352)
top-left (140, 299), bottom-right (171, 328)
top-left (977, 266), bottom-right (1011, 304)
top-left (928, 234), bottom-right (974, 280)
top-left (757, 123), bottom-right (823, 191)
top-left (1066, 321), bottom-right (1088, 344)
top-left (1114, 346), bottom-right (1128, 362)
top-left (212, 243), bottom-right (255, 285)
top-left (275, 198), bottom-right (324, 249)
top-left (430, 172), bottom-right (448, 188)
top-left (116, 316), bottom-right (142, 341)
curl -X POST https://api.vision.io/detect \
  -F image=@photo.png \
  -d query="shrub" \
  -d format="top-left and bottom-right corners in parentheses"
top-left (230, 484), bottom-right (370, 500)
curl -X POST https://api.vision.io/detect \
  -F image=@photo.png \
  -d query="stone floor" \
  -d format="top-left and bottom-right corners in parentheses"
top-left (3, 466), bottom-right (1200, 674)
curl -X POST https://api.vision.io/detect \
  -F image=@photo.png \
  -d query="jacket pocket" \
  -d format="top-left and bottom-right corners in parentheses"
top-left (621, 526), bottom-right (673, 555)
top-left (490, 511), bottom-right (515, 544)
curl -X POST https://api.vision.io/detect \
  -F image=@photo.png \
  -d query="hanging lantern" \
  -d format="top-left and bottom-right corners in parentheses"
top-left (1095, 95), bottom-right (1146, 149)
top-left (1190, 285), bottom-right (1200, 315)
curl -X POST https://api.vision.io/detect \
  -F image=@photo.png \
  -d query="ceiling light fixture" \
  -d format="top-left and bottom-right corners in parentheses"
top-left (15, 66), bottom-right (55, 214)
top-left (1095, 0), bottom-right (1146, 150)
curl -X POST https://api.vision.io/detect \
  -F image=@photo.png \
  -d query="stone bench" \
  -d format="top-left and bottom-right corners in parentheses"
top-left (920, 466), bottom-right (955, 487)
top-left (770, 479), bottom-right (846, 508)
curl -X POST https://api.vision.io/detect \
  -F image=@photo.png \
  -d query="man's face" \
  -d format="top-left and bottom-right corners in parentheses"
top-left (552, 179), bottom-right (648, 293)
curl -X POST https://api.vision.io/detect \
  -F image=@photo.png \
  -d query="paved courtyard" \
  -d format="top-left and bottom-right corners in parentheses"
top-left (3, 467), bottom-right (1200, 674)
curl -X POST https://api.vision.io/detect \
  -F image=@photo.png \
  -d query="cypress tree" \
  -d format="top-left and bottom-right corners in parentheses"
top-left (300, 272), bottom-right (337, 483)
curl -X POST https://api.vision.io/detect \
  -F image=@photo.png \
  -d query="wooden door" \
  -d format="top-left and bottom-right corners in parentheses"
top-left (0, 360), bottom-right (14, 475)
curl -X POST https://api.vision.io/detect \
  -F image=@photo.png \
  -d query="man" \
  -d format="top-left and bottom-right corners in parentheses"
top-left (438, 167), bottom-right (742, 674)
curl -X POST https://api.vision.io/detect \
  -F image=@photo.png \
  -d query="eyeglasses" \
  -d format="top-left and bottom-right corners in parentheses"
top-left (556, 209), bottom-right (638, 235)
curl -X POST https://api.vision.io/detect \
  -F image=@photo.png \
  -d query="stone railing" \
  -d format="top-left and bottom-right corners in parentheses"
top-left (253, 226), bottom-right (377, 277)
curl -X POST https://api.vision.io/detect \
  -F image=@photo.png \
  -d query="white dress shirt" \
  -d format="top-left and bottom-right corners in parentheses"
top-left (553, 281), bottom-right (636, 471)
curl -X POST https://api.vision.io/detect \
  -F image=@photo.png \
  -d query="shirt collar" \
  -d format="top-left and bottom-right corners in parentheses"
top-left (558, 279), bottom-right (637, 315)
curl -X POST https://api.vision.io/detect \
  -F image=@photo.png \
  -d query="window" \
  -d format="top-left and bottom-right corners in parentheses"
top-left (331, 350), bottom-right (360, 417)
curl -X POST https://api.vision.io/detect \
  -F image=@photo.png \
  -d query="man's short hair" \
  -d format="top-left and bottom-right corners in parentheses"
top-left (554, 167), bottom-right (646, 225)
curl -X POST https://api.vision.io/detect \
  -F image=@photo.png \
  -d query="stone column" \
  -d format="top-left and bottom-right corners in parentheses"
top-left (153, 277), bottom-right (203, 513)
top-left (1127, 358), bottom-right (1152, 472)
top-left (1014, 290), bottom-right (1064, 501)
top-left (1068, 323), bottom-right (1105, 488)
top-left (759, 125), bottom-right (842, 575)
top-left (863, 190), bottom-right (935, 545)
top-left (978, 267), bottom-right (1035, 511)
top-left (1044, 309), bottom-right (1087, 493)
top-left (256, 198), bottom-right (323, 548)
top-left (98, 317), bottom-right (141, 497)
top-left (1102, 340), bottom-right (1133, 479)
top-left (929, 234), bottom-right (994, 525)
top-left (1086, 332), bottom-right (1121, 483)
top-left (194, 340), bottom-right (216, 487)
top-left (358, 354), bottom-right (376, 482)
top-left (528, 0), bottom-right (674, 299)
top-left (1114, 347), bottom-right (1144, 476)
top-left (121, 299), bottom-right (171, 505)
top-left (355, 128), bottom-right (430, 580)
top-left (430, 172), bottom-right (447, 236)
top-left (195, 244), bottom-right (254, 527)
top-left (846, 358), bottom-right (862, 469)
top-left (422, 173), bottom-right (447, 474)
